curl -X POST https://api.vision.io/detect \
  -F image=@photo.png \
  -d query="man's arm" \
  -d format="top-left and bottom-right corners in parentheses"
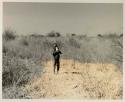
top-left (53, 51), bottom-right (56, 56)
top-left (59, 50), bottom-right (62, 54)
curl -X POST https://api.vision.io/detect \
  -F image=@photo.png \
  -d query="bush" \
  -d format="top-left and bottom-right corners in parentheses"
top-left (3, 45), bottom-right (8, 54)
top-left (30, 34), bottom-right (44, 38)
top-left (2, 56), bottom-right (31, 87)
top-left (47, 31), bottom-right (61, 37)
top-left (47, 31), bottom-right (55, 37)
top-left (71, 33), bottom-right (76, 36)
top-left (3, 86), bottom-right (27, 99)
top-left (98, 34), bottom-right (102, 37)
top-left (55, 32), bottom-right (61, 37)
top-left (120, 33), bottom-right (123, 37)
top-left (3, 30), bottom-right (16, 41)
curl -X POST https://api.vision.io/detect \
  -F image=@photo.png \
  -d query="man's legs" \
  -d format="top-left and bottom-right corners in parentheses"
top-left (54, 60), bottom-right (56, 74)
top-left (57, 60), bottom-right (60, 73)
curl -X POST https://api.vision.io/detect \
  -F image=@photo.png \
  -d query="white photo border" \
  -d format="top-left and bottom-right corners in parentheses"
top-left (0, 0), bottom-right (124, 102)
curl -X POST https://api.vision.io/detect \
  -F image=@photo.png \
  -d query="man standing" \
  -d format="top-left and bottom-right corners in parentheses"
top-left (53, 43), bottom-right (62, 74)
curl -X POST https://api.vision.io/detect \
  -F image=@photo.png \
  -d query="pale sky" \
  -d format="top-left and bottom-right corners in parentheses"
top-left (3, 2), bottom-right (123, 36)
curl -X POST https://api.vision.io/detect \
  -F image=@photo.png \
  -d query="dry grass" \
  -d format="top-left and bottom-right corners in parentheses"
top-left (2, 30), bottom-right (123, 99)
top-left (25, 59), bottom-right (122, 99)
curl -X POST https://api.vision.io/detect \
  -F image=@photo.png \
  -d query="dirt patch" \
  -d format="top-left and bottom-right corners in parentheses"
top-left (25, 59), bottom-right (122, 99)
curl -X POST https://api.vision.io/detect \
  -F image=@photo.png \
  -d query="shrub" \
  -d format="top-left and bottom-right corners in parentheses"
top-left (2, 56), bottom-right (31, 87)
top-left (47, 31), bottom-right (55, 37)
top-left (3, 45), bottom-right (8, 54)
top-left (120, 33), bottom-right (123, 37)
top-left (56, 32), bottom-right (61, 37)
top-left (30, 34), bottom-right (44, 38)
top-left (47, 31), bottom-right (61, 37)
top-left (3, 30), bottom-right (16, 41)
top-left (72, 33), bottom-right (76, 36)
top-left (3, 86), bottom-right (27, 99)
top-left (98, 34), bottom-right (102, 37)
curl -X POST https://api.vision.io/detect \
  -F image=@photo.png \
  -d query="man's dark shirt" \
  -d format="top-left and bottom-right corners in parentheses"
top-left (53, 50), bottom-right (62, 60)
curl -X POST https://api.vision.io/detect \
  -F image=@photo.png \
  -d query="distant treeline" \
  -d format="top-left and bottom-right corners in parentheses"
top-left (3, 29), bottom-right (123, 40)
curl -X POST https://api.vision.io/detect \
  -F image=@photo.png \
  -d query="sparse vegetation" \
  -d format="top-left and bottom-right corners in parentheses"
top-left (2, 30), bottom-right (123, 99)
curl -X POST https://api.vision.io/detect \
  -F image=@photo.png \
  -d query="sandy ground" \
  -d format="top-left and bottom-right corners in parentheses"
top-left (25, 59), bottom-right (122, 99)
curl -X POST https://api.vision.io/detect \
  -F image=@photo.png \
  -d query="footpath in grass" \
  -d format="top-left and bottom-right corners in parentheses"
top-left (25, 59), bottom-right (122, 99)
